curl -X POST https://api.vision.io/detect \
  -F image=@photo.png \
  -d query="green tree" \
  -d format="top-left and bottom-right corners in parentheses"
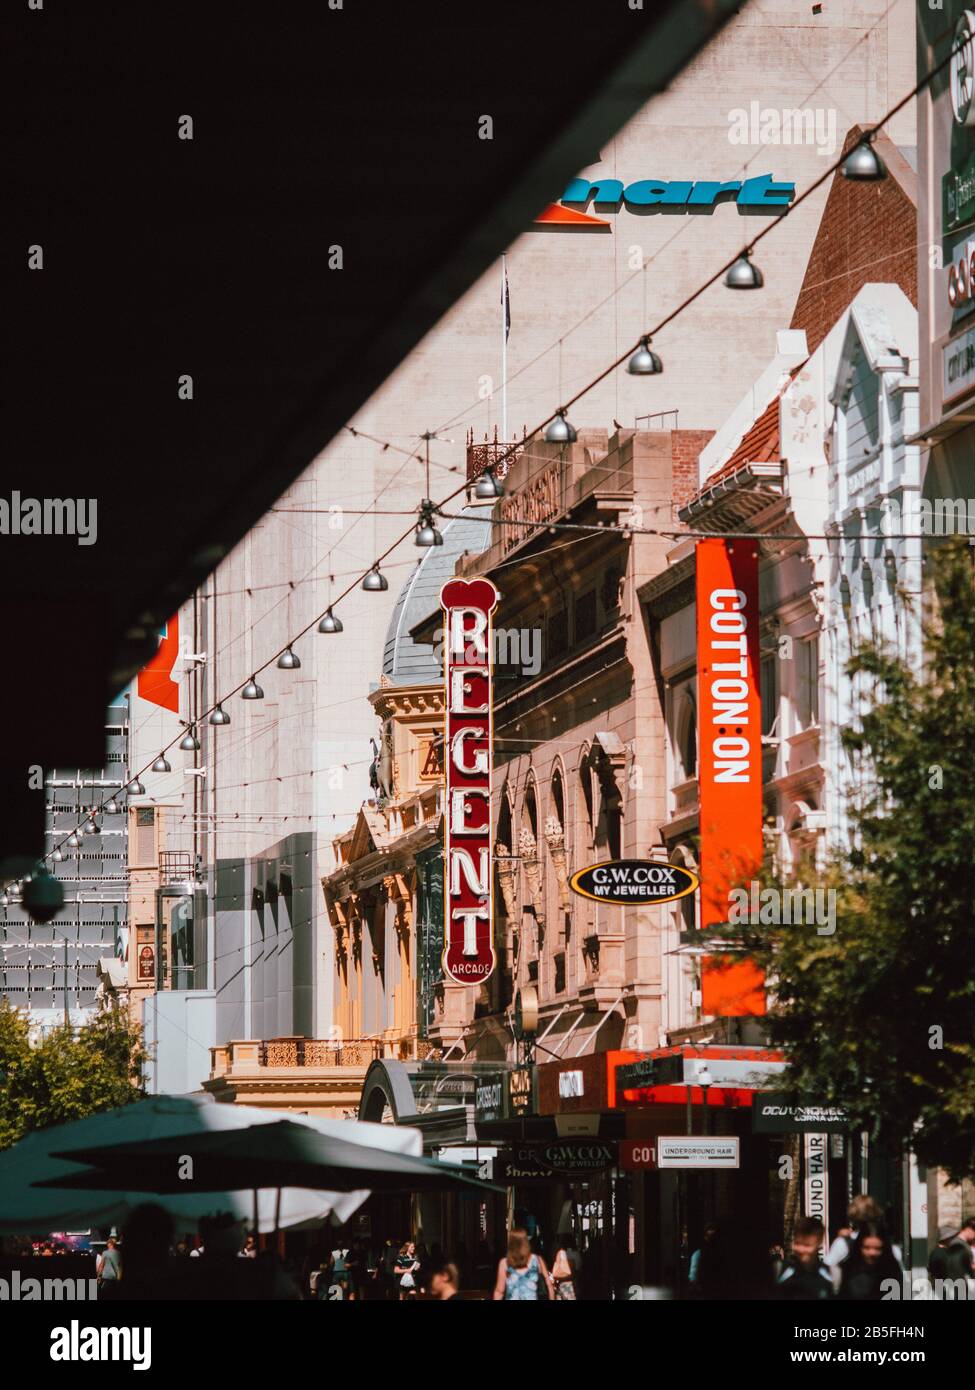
top-left (0, 997), bottom-right (147, 1150)
top-left (756, 541), bottom-right (975, 1182)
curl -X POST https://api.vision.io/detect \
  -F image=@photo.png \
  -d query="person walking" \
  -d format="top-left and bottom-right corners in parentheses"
top-left (774, 1218), bottom-right (835, 1300)
top-left (430, 1262), bottom-right (461, 1301)
top-left (96, 1236), bottom-right (122, 1286)
top-left (550, 1238), bottom-right (579, 1300)
top-left (836, 1224), bottom-right (902, 1301)
top-left (493, 1229), bottom-right (554, 1301)
top-left (395, 1240), bottom-right (420, 1300)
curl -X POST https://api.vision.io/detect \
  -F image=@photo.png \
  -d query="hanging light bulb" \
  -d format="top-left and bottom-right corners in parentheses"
top-left (414, 500), bottom-right (444, 548)
top-left (361, 565), bottom-right (389, 592)
top-left (277, 646), bottom-right (301, 670)
top-left (318, 608), bottom-right (344, 634)
top-left (9, 881), bottom-right (22, 898)
top-left (178, 728), bottom-right (200, 752)
top-left (627, 336), bottom-right (663, 375)
top-left (724, 250), bottom-right (764, 289)
top-left (842, 136), bottom-right (886, 181)
top-left (51, 846), bottom-right (64, 862)
top-left (103, 796), bottom-right (121, 815)
top-left (474, 466), bottom-right (505, 499)
top-left (82, 813), bottom-right (100, 835)
top-left (65, 831), bottom-right (81, 849)
top-left (152, 753), bottom-right (172, 773)
top-left (209, 704), bottom-right (231, 725)
top-left (241, 676), bottom-right (265, 700)
top-left (127, 776), bottom-right (145, 795)
top-left (545, 410), bottom-right (577, 444)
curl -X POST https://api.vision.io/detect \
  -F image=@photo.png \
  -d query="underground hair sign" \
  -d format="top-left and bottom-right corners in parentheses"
top-left (569, 859), bottom-right (698, 907)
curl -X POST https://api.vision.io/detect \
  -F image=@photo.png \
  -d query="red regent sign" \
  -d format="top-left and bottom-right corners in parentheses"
top-left (695, 539), bottom-right (765, 1016)
top-left (441, 576), bottom-right (501, 986)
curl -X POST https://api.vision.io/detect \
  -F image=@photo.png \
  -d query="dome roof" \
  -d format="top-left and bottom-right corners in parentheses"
top-left (382, 506), bottom-right (492, 684)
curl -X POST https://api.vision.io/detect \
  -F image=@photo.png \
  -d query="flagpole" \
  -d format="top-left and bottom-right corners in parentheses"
top-left (501, 254), bottom-right (508, 443)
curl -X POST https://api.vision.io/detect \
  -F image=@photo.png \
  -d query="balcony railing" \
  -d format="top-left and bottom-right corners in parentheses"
top-left (258, 1036), bottom-right (385, 1068)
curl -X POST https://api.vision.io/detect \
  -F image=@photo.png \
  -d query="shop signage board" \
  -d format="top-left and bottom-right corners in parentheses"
top-left (474, 1066), bottom-right (537, 1123)
top-left (440, 576), bottom-right (500, 986)
top-left (695, 538), bottom-right (765, 1016)
top-left (620, 1139), bottom-right (658, 1171)
top-left (753, 1093), bottom-right (849, 1133)
top-left (656, 1137), bottom-right (740, 1169)
top-left (803, 1132), bottom-right (829, 1255)
top-left (943, 323), bottom-right (975, 404)
top-left (569, 858), bottom-right (698, 907)
top-left (494, 1139), bottom-right (617, 1184)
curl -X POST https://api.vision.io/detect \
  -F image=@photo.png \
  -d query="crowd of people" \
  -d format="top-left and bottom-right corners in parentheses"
top-left (687, 1196), bottom-right (975, 1301)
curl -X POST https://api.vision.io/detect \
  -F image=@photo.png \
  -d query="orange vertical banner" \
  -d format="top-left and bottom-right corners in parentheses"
top-left (695, 539), bottom-right (765, 1015)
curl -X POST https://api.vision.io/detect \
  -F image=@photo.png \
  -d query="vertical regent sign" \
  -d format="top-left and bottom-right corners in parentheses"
top-left (695, 539), bottom-right (765, 1015)
top-left (441, 577), bottom-right (500, 986)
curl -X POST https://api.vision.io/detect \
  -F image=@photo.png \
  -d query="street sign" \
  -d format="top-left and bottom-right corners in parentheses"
top-left (569, 859), bottom-right (698, 907)
top-left (752, 1092), bottom-right (849, 1133)
top-left (656, 1137), bottom-right (740, 1169)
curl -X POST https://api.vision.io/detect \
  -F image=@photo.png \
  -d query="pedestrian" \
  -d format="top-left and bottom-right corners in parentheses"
top-left (238, 1233), bottom-right (257, 1259)
top-left (928, 1221), bottom-right (975, 1295)
top-left (825, 1194), bottom-right (903, 1284)
top-left (493, 1229), bottom-right (555, 1301)
top-left (329, 1236), bottom-right (352, 1298)
top-left (774, 1218), bottom-right (834, 1300)
top-left (688, 1223), bottom-right (719, 1296)
top-left (837, 1223), bottom-right (902, 1301)
top-left (430, 1262), bottom-right (461, 1301)
top-left (96, 1236), bottom-right (122, 1286)
top-left (395, 1240), bottom-right (420, 1300)
top-left (550, 1237), bottom-right (580, 1301)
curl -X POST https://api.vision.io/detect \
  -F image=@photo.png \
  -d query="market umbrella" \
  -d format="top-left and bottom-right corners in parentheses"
top-left (0, 1093), bottom-right (423, 1235)
top-left (40, 1119), bottom-right (503, 1196)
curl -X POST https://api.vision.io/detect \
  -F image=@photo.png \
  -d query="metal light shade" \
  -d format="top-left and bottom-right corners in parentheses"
top-left (51, 847), bottom-right (64, 862)
top-left (241, 676), bottom-right (265, 700)
top-left (842, 140), bottom-right (886, 181)
top-left (127, 777), bottom-right (146, 795)
top-left (152, 754), bottom-right (172, 773)
top-left (361, 565), bottom-right (389, 592)
top-left (415, 503), bottom-right (444, 547)
top-left (474, 467), bottom-right (504, 499)
top-left (82, 816), bottom-right (100, 835)
top-left (545, 411), bottom-right (577, 444)
top-left (318, 608), bottom-right (344, 633)
top-left (65, 832), bottom-right (81, 849)
top-left (627, 337), bottom-right (663, 375)
top-left (178, 731), bottom-right (200, 751)
top-left (209, 704), bottom-right (231, 725)
top-left (103, 797), bottom-right (121, 815)
top-left (724, 252), bottom-right (764, 289)
top-left (277, 646), bottom-right (301, 670)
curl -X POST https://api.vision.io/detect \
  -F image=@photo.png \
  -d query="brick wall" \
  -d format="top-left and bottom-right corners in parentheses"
top-left (790, 126), bottom-right (917, 355)
top-left (671, 429), bottom-right (715, 510)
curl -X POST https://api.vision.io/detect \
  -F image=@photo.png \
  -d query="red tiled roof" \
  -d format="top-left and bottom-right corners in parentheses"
top-left (705, 394), bottom-right (780, 489)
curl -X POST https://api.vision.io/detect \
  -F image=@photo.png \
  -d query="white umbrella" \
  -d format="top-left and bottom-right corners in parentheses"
top-left (0, 1092), bottom-right (423, 1235)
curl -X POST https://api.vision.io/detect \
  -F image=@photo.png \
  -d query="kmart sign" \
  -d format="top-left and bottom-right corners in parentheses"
top-left (537, 173), bottom-right (795, 225)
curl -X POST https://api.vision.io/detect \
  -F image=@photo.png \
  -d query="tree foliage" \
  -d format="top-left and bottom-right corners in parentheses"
top-left (755, 541), bottom-right (975, 1181)
top-left (0, 998), bottom-right (147, 1150)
